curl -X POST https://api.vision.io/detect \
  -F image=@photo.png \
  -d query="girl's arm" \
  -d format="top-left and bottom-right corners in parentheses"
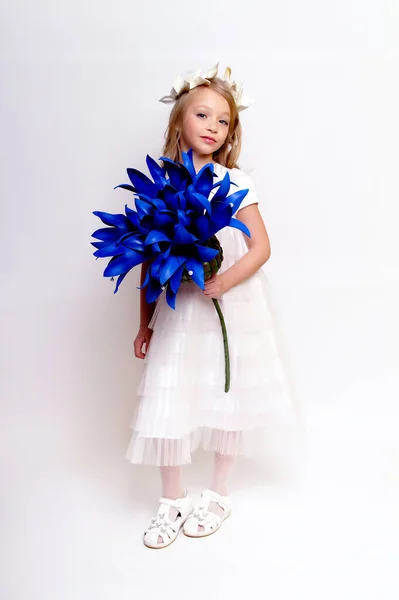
top-left (134, 259), bottom-right (156, 360)
top-left (204, 204), bottom-right (271, 297)
top-left (139, 259), bottom-right (156, 326)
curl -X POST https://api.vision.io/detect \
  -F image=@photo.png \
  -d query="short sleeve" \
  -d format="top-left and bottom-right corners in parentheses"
top-left (231, 169), bottom-right (259, 214)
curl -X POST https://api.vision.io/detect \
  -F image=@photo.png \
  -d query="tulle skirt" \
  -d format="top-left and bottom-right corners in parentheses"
top-left (125, 242), bottom-right (301, 466)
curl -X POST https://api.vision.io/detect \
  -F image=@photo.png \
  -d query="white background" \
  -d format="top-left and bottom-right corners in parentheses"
top-left (1, 1), bottom-right (398, 598)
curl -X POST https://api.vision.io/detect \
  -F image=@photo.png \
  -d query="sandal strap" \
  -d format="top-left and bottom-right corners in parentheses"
top-left (144, 521), bottom-right (175, 547)
top-left (199, 489), bottom-right (232, 513)
top-left (158, 497), bottom-right (185, 508)
top-left (188, 509), bottom-right (220, 527)
top-left (158, 488), bottom-right (190, 512)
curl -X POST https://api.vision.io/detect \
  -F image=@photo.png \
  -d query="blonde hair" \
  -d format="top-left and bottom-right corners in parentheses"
top-left (162, 77), bottom-right (242, 169)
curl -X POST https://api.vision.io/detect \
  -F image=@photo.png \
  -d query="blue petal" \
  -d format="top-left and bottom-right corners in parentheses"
top-left (92, 227), bottom-right (125, 242)
top-left (181, 150), bottom-right (197, 181)
top-left (114, 183), bottom-right (136, 193)
top-left (177, 209), bottom-right (190, 228)
top-left (166, 284), bottom-right (177, 309)
top-left (135, 194), bottom-right (166, 211)
top-left (211, 172), bottom-right (231, 200)
top-left (192, 192), bottom-right (212, 215)
top-left (177, 190), bottom-right (187, 211)
top-left (196, 245), bottom-right (219, 262)
top-left (127, 168), bottom-right (158, 197)
top-left (150, 259), bottom-right (162, 279)
top-left (145, 231), bottom-right (171, 245)
top-left (135, 199), bottom-right (154, 219)
top-left (208, 206), bottom-right (232, 233)
top-left (91, 241), bottom-right (105, 250)
top-left (93, 211), bottom-right (130, 230)
top-left (146, 155), bottom-right (165, 186)
top-left (94, 242), bottom-right (125, 258)
top-left (103, 250), bottom-right (146, 277)
top-left (146, 278), bottom-right (163, 304)
top-left (137, 268), bottom-right (151, 290)
top-left (154, 212), bottom-right (175, 229)
top-left (193, 215), bottom-right (210, 240)
top-left (125, 205), bottom-right (136, 217)
top-left (173, 225), bottom-right (196, 245)
top-left (159, 255), bottom-right (185, 285)
top-left (163, 245), bottom-right (172, 258)
top-left (125, 207), bottom-right (148, 233)
top-left (122, 235), bottom-right (147, 251)
top-left (228, 218), bottom-right (251, 237)
top-left (159, 157), bottom-right (189, 189)
top-left (185, 258), bottom-right (205, 289)
top-left (194, 163), bottom-right (214, 196)
top-left (113, 272), bottom-right (128, 293)
top-left (163, 185), bottom-right (180, 210)
top-left (169, 264), bottom-right (184, 294)
top-left (224, 189), bottom-right (249, 213)
top-left (186, 186), bottom-right (212, 215)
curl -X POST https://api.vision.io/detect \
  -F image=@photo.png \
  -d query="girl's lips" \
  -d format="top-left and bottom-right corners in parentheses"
top-left (201, 136), bottom-right (216, 144)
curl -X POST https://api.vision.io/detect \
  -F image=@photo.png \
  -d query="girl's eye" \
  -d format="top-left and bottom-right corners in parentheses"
top-left (197, 113), bottom-right (229, 126)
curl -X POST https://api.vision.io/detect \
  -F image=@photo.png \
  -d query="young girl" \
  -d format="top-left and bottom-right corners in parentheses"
top-left (125, 64), bottom-right (298, 548)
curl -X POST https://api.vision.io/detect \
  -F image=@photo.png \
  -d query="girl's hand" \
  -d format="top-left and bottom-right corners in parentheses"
top-left (134, 325), bottom-right (153, 359)
top-left (203, 274), bottom-right (226, 299)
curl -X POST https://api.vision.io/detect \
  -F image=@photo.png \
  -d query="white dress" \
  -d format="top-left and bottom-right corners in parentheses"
top-left (125, 163), bottom-right (300, 466)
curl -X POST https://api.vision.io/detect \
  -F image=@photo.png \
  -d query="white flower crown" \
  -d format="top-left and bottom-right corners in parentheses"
top-left (159, 62), bottom-right (252, 112)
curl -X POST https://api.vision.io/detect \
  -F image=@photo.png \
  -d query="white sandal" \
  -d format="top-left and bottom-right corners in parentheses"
top-left (143, 488), bottom-right (193, 549)
top-left (183, 489), bottom-right (232, 538)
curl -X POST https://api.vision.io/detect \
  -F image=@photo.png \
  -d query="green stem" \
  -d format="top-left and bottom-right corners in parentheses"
top-left (212, 298), bottom-right (230, 393)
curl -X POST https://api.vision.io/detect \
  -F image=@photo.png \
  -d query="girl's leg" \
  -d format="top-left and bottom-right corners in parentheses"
top-left (195, 452), bottom-right (236, 532)
top-left (159, 465), bottom-right (185, 522)
top-left (160, 465), bottom-right (185, 500)
top-left (210, 452), bottom-right (236, 496)
top-left (145, 466), bottom-right (190, 547)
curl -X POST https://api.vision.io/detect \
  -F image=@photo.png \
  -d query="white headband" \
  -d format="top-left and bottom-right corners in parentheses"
top-left (159, 62), bottom-right (252, 112)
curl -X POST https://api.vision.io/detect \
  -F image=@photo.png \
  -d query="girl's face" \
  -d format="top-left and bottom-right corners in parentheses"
top-left (180, 86), bottom-right (231, 165)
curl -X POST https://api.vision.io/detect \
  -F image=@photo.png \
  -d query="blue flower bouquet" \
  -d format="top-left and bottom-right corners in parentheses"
top-left (91, 150), bottom-right (250, 392)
